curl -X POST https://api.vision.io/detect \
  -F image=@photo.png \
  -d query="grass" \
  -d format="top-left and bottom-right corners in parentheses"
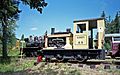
top-left (8, 49), bottom-right (20, 56)
top-left (0, 49), bottom-right (2, 56)
top-left (0, 57), bottom-right (35, 73)
top-left (0, 49), bottom-right (35, 73)
top-left (31, 63), bottom-right (81, 75)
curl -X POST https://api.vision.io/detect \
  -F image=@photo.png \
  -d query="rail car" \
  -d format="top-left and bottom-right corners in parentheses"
top-left (105, 34), bottom-right (120, 58)
top-left (20, 18), bottom-right (106, 62)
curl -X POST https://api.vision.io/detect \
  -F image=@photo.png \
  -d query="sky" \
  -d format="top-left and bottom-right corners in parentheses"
top-left (16, 0), bottom-right (120, 39)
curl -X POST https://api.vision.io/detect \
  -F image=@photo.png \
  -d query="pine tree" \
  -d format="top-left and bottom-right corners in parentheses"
top-left (114, 12), bottom-right (120, 33)
top-left (101, 11), bottom-right (106, 18)
top-left (108, 12), bottom-right (120, 33)
top-left (0, 0), bottom-right (20, 58)
top-left (0, 0), bottom-right (47, 58)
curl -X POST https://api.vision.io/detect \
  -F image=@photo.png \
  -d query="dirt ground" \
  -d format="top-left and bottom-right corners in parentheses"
top-left (0, 62), bottom-right (120, 75)
top-left (29, 62), bottom-right (120, 75)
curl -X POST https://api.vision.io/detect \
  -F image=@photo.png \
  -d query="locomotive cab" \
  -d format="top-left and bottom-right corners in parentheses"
top-left (73, 18), bottom-right (105, 49)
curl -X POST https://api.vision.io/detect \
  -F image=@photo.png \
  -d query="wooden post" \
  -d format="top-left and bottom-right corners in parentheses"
top-left (20, 41), bottom-right (24, 61)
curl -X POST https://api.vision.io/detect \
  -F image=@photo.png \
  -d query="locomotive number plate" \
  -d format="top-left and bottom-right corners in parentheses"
top-left (75, 35), bottom-right (87, 45)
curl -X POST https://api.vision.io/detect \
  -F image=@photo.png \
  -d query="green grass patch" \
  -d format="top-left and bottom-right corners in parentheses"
top-left (0, 49), bottom-right (35, 73)
top-left (0, 57), bottom-right (35, 73)
top-left (8, 49), bottom-right (20, 56)
top-left (0, 49), bottom-right (2, 56)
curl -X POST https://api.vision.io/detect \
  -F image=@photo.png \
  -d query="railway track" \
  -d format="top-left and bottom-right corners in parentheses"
top-left (41, 59), bottom-right (120, 70)
top-left (17, 56), bottom-right (120, 70)
top-left (19, 58), bottom-right (120, 69)
top-left (19, 56), bottom-right (120, 64)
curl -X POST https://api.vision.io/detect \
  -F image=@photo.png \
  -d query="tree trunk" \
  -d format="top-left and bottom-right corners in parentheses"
top-left (2, 15), bottom-right (8, 58)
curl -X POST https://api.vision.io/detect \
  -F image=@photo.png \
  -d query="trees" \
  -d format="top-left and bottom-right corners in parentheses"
top-left (101, 11), bottom-right (106, 18)
top-left (112, 12), bottom-right (120, 33)
top-left (21, 0), bottom-right (47, 14)
top-left (101, 11), bottom-right (120, 50)
top-left (7, 20), bottom-right (17, 49)
top-left (105, 12), bottom-right (120, 34)
top-left (0, 0), bottom-right (20, 58)
top-left (0, 0), bottom-right (47, 58)
top-left (101, 11), bottom-right (120, 34)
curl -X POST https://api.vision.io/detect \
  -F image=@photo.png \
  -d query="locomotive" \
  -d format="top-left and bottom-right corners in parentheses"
top-left (20, 17), bottom-right (119, 62)
top-left (20, 36), bottom-right (44, 56)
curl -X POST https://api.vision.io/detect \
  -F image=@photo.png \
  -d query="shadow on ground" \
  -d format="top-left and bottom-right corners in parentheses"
top-left (0, 71), bottom-right (40, 75)
top-left (0, 56), bottom-right (12, 64)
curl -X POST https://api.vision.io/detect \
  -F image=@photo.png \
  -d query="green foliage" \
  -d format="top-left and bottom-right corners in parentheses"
top-left (8, 49), bottom-right (20, 56)
top-left (101, 11), bottom-right (120, 50)
top-left (0, 49), bottom-right (19, 56)
top-left (104, 42), bottom-right (111, 50)
top-left (105, 11), bottom-right (120, 34)
top-left (0, 58), bottom-right (35, 72)
top-left (7, 20), bottom-right (17, 49)
top-left (0, 0), bottom-right (21, 19)
top-left (0, 50), bottom-right (1, 56)
top-left (0, 17), bottom-right (17, 53)
top-left (21, 0), bottom-right (47, 13)
top-left (0, 0), bottom-right (47, 58)
top-left (0, 0), bottom-right (20, 58)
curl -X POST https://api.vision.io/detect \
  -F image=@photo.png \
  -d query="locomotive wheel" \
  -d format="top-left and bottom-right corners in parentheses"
top-left (77, 55), bottom-right (88, 62)
top-left (63, 59), bottom-right (69, 62)
top-left (56, 54), bottom-right (63, 61)
top-left (81, 56), bottom-right (88, 62)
